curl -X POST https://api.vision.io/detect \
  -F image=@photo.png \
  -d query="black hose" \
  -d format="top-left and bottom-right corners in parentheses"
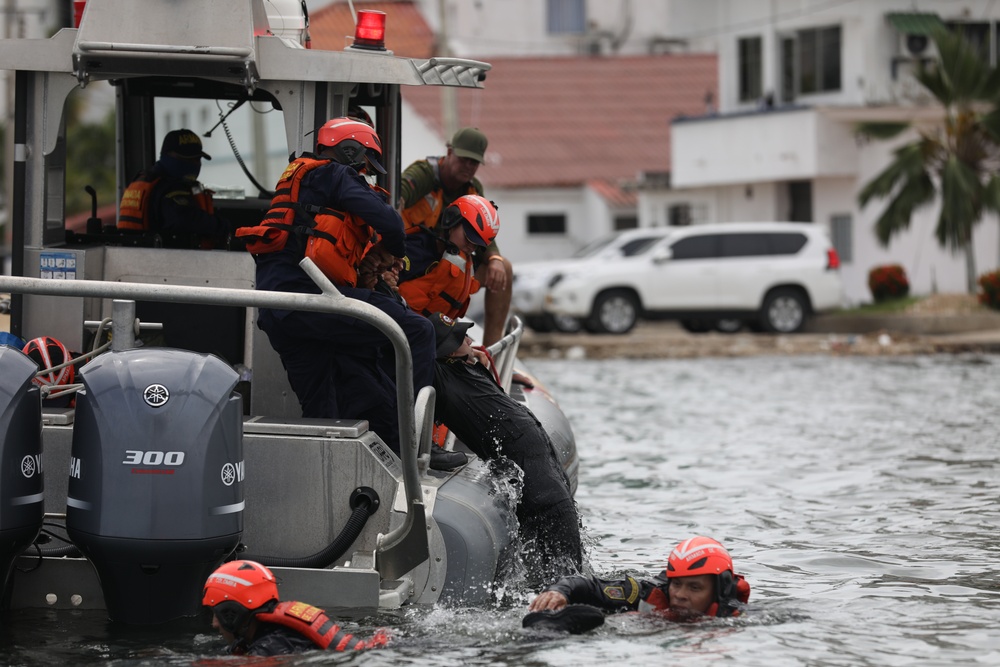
top-left (242, 487), bottom-right (379, 569)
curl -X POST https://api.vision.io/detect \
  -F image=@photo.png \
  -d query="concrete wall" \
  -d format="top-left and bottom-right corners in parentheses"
top-left (487, 185), bottom-right (607, 264)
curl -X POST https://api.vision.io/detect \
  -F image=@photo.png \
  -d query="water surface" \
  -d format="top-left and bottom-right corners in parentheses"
top-left (3, 354), bottom-right (999, 665)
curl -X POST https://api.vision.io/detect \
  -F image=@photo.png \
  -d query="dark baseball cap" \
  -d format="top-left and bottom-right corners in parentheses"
top-left (450, 127), bottom-right (487, 163)
top-left (430, 313), bottom-right (475, 357)
top-left (161, 129), bottom-right (211, 160)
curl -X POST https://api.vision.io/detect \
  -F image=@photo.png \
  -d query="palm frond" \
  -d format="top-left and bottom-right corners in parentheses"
top-left (979, 107), bottom-right (1000, 144)
top-left (855, 122), bottom-right (911, 140)
top-left (983, 174), bottom-right (1000, 213)
top-left (923, 27), bottom-right (996, 103)
top-left (915, 57), bottom-right (952, 106)
top-left (873, 170), bottom-right (935, 246)
top-left (858, 141), bottom-right (933, 207)
top-left (936, 157), bottom-right (981, 249)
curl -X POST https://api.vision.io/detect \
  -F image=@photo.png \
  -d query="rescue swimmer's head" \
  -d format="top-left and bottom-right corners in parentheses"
top-left (315, 117), bottom-right (386, 175)
top-left (654, 536), bottom-right (749, 618)
top-left (203, 560), bottom-right (279, 644)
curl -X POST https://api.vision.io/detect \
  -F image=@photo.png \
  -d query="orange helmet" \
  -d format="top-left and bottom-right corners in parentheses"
top-left (23, 336), bottom-right (74, 387)
top-left (441, 194), bottom-right (499, 247)
top-left (666, 536), bottom-right (733, 579)
top-left (664, 536), bottom-right (743, 615)
top-left (202, 560), bottom-right (279, 634)
top-left (316, 117), bottom-right (386, 174)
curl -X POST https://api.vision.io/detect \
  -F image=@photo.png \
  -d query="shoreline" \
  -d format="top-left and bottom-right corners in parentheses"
top-left (6, 294), bottom-right (1000, 360)
top-left (518, 296), bottom-right (1000, 360)
top-left (518, 322), bottom-right (1000, 360)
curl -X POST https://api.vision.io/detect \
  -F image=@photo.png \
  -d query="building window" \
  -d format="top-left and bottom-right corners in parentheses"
top-left (947, 21), bottom-right (994, 65)
top-left (830, 214), bottom-right (853, 263)
top-left (780, 37), bottom-right (796, 103)
top-left (738, 36), bottom-right (763, 102)
top-left (798, 25), bottom-right (841, 94)
top-left (527, 213), bottom-right (566, 234)
top-left (668, 203), bottom-right (692, 226)
top-left (614, 215), bottom-right (638, 231)
top-left (782, 25), bottom-right (841, 100)
top-left (547, 0), bottom-right (585, 35)
top-left (788, 181), bottom-right (813, 222)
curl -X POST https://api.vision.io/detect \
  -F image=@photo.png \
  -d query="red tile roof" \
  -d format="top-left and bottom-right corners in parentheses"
top-left (587, 179), bottom-right (637, 209)
top-left (308, 0), bottom-right (435, 58)
top-left (305, 6), bottom-right (717, 200)
top-left (403, 54), bottom-right (718, 192)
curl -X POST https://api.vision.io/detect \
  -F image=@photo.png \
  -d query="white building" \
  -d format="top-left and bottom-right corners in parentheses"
top-left (417, 0), bottom-right (1000, 303)
top-left (664, 0), bottom-right (1000, 303)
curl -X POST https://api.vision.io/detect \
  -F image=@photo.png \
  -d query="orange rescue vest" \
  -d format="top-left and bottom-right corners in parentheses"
top-left (118, 174), bottom-right (214, 231)
top-left (255, 600), bottom-right (388, 651)
top-left (399, 158), bottom-right (478, 233)
top-left (397, 250), bottom-right (480, 319)
top-left (236, 156), bottom-right (380, 287)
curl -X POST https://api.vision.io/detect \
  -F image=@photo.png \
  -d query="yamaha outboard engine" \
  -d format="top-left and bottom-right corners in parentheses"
top-left (0, 346), bottom-right (44, 604)
top-left (66, 349), bottom-right (243, 624)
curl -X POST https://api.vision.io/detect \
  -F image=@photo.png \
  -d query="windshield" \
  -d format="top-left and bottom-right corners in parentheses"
top-left (572, 233), bottom-right (666, 259)
top-left (572, 233), bottom-right (620, 258)
top-left (618, 236), bottom-right (664, 257)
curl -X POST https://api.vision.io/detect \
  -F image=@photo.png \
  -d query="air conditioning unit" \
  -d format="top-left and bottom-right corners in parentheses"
top-left (898, 32), bottom-right (937, 59)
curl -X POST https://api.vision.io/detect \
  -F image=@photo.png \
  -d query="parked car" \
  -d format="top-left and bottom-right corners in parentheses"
top-left (543, 222), bottom-right (843, 335)
top-left (512, 229), bottom-right (672, 332)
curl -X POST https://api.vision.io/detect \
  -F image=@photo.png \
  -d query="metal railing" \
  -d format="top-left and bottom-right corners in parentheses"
top-left (0, 258), bottom-right (428, 579)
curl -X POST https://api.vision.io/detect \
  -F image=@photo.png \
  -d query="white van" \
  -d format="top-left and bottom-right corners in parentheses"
top-left (542, 222), bottom-right (844, 334)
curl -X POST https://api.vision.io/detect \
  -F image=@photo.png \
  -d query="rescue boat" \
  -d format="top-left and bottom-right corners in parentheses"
top-left (0, 0), bottom-right (578, 623)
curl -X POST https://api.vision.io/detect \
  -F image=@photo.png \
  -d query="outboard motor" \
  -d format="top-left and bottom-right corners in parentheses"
top-left (66, 349), bottom-right (243, 624)
top-left (0, 347), bottom-right (44, 603)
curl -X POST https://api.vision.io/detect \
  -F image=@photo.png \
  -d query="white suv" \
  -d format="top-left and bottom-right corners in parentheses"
top-left (542, 222), bottom-right (843, 334)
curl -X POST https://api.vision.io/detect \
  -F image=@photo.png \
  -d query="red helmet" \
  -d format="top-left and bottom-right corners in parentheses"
top-left (315, 117), bottom-right (386, 174)
top-left (442, 194), bottom-right (500, 247)
top-left (23, 336), bottom-right (74, 387)
top-left (666, 536), bottom-right (733, 578)
top-left (203, 560), bottom-right (279, 635)
top-left (203, 560), bottom-right (278, 609)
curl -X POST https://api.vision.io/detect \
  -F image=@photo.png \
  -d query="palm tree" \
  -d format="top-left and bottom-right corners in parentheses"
top-left (857, 27), bottom-right (1000, 294)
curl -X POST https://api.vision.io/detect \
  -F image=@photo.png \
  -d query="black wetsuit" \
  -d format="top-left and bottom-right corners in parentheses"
top-left (433, 358), bottom-right (583, 580)
top-left (540, 572), bottom-right (750, 618)
top-left (541, 574), bottom-right (663, 613)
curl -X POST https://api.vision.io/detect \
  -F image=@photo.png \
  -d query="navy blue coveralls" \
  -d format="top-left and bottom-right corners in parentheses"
top-left (254, 159), bottom-right (436, 454)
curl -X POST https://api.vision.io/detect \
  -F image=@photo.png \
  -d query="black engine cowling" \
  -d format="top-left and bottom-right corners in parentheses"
top-left (66, 348), bottom-right (243, 624)
top-left (0, 347), bottom-right (44, 605)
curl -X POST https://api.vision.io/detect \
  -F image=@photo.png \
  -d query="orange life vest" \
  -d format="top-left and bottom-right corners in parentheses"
top-left (397, 250), bottom-right (480, 318)
top-left (255, 600), bottom-right (388, 651)
top-left (399, 158), bottom-right (478, 234)
top-left (236, 156), bottom-right (380, 287)
top-left (118, 174), bottom-right (214, 231)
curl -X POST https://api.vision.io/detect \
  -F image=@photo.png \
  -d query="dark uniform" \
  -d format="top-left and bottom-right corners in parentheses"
top-left (540, 574), bottom-right (665, 613)
top-left (254, 159), bottom-right (436, 453)
top-left (539, 569), bottom-right (750, 618)
top-left (430, 319), bottom-right (583, 582)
